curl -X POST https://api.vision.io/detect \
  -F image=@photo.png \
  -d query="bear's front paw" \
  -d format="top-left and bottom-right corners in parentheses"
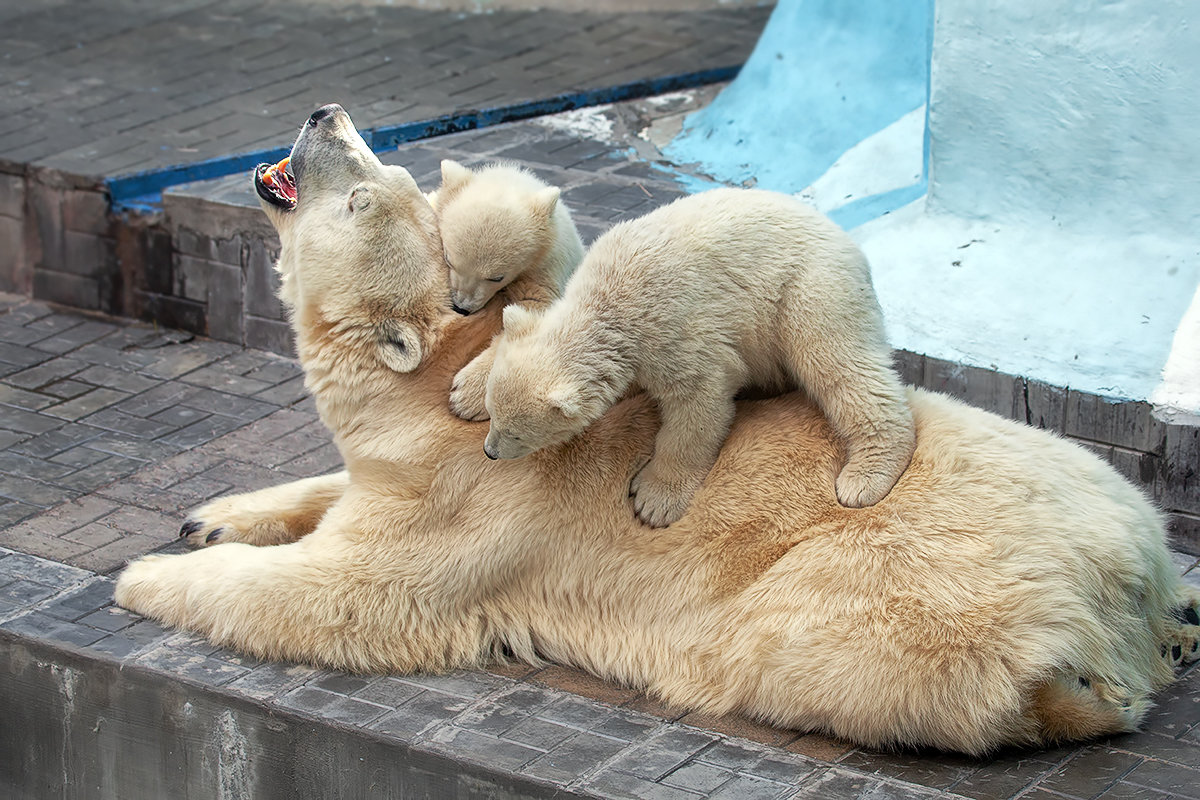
top-left (630, 462), bottom-right (700, 528)
top-left (180, 496), bottom-right (293, 548)
top-left (114, 554), bottom-right (181, 618)
top-left (450, 359), bottom-right (491, 422)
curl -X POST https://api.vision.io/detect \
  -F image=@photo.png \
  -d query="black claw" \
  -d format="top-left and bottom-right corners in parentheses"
top-left (1170, 605), bottom-right (1200, 626)
top-left (1171, 644), bottom-right (1183, 662)
top-left (205, 528), bottom-right (224, 544)
top-left (179, 519), bottom-right (202, 538)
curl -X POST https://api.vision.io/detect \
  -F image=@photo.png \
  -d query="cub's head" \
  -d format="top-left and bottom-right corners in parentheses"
top-left (482, 305), bottom-right (598, 460)
top-left (435, 160), bottom-right (561, 316)
top-left (253, 104), bottom-right (451, 384)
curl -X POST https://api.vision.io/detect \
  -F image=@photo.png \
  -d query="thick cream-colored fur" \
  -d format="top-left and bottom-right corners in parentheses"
top-left (433, 160), bottom-right (585, 421)
top-left (115, 106), bottom-right (1198, 755)
top-left (485, 189), bottom-right (916, 526)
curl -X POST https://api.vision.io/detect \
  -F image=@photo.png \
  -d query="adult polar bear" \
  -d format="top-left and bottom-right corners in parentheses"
top-left (116, 104), bottom-right (1198, 755)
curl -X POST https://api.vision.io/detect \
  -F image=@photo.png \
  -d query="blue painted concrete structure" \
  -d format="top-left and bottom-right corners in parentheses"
top-left (666, 0), bottom-right (1200, 414)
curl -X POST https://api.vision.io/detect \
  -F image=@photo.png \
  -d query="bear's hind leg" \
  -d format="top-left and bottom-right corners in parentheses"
top-left (180, 471), bottom-right (350, 547)
top-left (784, 341), bottom-right (916, 508)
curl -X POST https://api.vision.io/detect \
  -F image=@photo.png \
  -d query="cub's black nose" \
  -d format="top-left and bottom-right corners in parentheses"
top-left (451, 302), bottom-right (471, 316)
top-left (309, 104), bottom-right (340, 125)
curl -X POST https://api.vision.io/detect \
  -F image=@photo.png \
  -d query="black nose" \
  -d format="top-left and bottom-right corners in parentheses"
top-left (309, 104), bottom-right (340, 125)
top-left (451, 302), bottom-right (471, 316)
top-left (484, 446), bottom-right (498, 461)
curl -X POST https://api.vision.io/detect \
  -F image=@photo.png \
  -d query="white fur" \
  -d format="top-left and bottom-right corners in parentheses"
top-left (434, 160), bottom-right (584, 420)
top-left (485, 188), bottom-right (916, 526)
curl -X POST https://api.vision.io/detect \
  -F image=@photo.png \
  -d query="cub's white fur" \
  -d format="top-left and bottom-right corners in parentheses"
top-left (485, 188), bottom-right (915, 526)
top-left (434, 160), bottom-right (584, 420)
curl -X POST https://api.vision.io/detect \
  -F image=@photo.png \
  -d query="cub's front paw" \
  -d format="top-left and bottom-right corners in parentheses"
top-left (450, 358), bottom-right (490, 422)
top-left (630, 462), bottom-right (699, 528)
top-left (835, 454), bottom-right (905, 508)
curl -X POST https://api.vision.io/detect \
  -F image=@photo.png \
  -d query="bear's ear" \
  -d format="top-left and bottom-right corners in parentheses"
top-left (547, 384), bottom-right (583, 418)
top-left (502, 304), bottom-right (541, 338)
top-left (349, 183), bottom-right (373, 213)
top-left (439, 160), bottom-right (473, 198)
top-left (376, 321), bottom-right (424, 373)
top-left (528, 186), bottom-right (560, 220)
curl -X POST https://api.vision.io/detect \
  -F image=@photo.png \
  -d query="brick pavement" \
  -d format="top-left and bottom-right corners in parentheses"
top-left (0, 0), bottom-right (769, 180)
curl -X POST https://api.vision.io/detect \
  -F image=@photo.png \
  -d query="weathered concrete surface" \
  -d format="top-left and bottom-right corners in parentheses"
top-left (0, 629), bottom-right (575, 800)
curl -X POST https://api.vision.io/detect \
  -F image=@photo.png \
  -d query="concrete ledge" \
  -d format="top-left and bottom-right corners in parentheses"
top-left (0, 549), bottom-right (850, 800)
top-left (1, 630), bottom-right (583, 800)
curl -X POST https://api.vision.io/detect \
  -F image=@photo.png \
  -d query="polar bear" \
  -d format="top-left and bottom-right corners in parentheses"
top-left (116, 104), bottom-right (1199, 756)
top-left (484, 188), bottom-right (915, 526)
top-left (432, 160), bottom-right (585, 420)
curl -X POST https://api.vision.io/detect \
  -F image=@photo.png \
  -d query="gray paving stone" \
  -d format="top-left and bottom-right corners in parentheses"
top-left (607, 726), bottom-right (720, 781)
top-left (75, 605), bottom-right (139, 633)
top-left (226, 662), bottom-right (320, 701)
top-left (522, 731), bottom-right (631, 784)
top-left (401, 669), bottom-right (511, 700)
top-left (310, 671), bottom-right (376, 696)
top-left (38, 576), bottom-right (117, 621)
top-left (0, 578), bottom-right (59, 607)
top-left (586, 768), bottom-right (706, 800)
top-left (3, 357), bottom-right (88, 390)
top-left (839, 750), bottom-right (978, 791)
top-left (0, 404), bottom-right (64, 434)
top-left (136, 645), bottom-right (250, 686)
top-left (0, 474), bottom-right (79, 508)
top-left (1, 610), bottom-right (107, 648)
top-left (352, 677), bottom-right (426, 709)
top-left (706, 774), bottom-right (791, 800)
top-left (367, 690), bottom-right (473, 742)
top-left (42, 387), bottom-right (132, 422)
top-left (278, 686), bottom-right (390, 727)
top-left (1119, 759), bottom-right (1200, 798)
top-left (662, 761), bottom-right (736, 794)
top-left (1038, 747), bottom-right (1143, 799)
top-left (423, 725), bottom-right (545, 773)
top-left (0, 383), bottom-right (57, 410)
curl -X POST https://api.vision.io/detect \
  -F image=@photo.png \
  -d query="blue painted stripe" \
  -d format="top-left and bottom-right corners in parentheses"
top-left (107, 65), bottom-right (742, 211)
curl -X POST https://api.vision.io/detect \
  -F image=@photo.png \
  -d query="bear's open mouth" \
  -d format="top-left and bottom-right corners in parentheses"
top-left (254, 157), bottom-right (297, 211)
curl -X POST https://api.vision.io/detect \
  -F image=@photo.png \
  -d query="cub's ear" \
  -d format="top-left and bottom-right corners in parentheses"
top-left (547, 384), bottom-right (583, 418)
top-left (349, 183), bottom-right (373, 212)
top-left (502, 304), bottom-right (541, 338)
top-left (377, 321), bottom-right (424, 373)
top-left (439, 160), bottom-right (474, 197)
top-left (529, 186), bottom-right (560, 219)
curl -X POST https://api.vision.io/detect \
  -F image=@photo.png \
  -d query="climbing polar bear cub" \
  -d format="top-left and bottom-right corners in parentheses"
top-left (485, 188), bottom-right (915, 526)
top-left (432, 160), bottom-right (585, 420)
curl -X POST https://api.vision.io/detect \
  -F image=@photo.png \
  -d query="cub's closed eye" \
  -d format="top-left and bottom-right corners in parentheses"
top-left (443, 251), bottom-right (453, 267)
top-left (486, 275), bottom-right (505, 283)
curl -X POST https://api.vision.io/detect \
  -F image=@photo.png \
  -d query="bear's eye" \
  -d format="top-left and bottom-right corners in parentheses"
top-left (486, 275), bottom-right (505, 283)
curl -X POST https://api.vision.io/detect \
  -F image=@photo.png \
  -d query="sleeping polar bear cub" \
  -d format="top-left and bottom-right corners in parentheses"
top-left (432, 160), bottom-right (585, 421)
top-left (485, 188), bottom-right (915, 526)
top-left (116, 104), bottom-right (1200, 757)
